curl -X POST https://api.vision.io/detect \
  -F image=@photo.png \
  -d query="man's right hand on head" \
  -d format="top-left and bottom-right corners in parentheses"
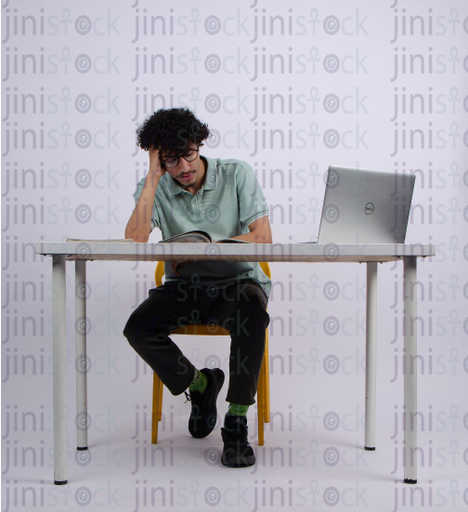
top-left (125, 146), bottom-right (166, 242)
top-left (148, 147), bottom-right (166, 181)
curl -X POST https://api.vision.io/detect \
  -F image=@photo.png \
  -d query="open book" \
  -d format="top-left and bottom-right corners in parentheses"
top-left (160, 230), bottom-right (249, 244)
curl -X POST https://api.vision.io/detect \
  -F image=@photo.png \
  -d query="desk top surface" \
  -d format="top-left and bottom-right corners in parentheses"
top-left (36, 242), bottom-right (435, 263)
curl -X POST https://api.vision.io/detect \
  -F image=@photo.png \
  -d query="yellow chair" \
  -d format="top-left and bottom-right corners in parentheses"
top-left (151, 261), bottom-right (271, 445)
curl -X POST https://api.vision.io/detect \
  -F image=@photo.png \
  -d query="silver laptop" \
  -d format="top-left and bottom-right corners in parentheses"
top-left (312, 165), bottom-right (415, 244)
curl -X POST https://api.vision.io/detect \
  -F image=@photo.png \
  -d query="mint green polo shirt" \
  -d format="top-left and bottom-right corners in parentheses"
top-left (134, 156), bottom-right (271, 297)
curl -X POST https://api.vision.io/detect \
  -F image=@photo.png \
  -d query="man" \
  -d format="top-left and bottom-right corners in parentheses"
top-left (124, 108), bottom-right (272, 467)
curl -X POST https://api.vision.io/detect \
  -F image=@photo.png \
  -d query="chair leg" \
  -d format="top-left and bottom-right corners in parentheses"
top-left (158, 379), bottom-right (164, 421)
top-left (257, 358), bottom-right (265, 446)
top-left (264, 330), bottom-right (270, 423)
top-left (151, 372), bottom-right (162, 443)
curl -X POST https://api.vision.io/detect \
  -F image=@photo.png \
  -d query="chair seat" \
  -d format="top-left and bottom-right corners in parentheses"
top-left (172, 325), bottom-right (230, 336)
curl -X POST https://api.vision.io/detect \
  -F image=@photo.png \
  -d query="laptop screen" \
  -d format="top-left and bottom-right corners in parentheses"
top-left (317, 166), bottom-right (415, 244)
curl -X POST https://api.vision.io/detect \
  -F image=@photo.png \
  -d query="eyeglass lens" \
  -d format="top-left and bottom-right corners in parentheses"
top-left (164, 149), bottom-right (199, 168)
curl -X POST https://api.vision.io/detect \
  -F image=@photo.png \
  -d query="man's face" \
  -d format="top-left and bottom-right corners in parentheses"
top-left (160, 145), bottom-right (205, 190)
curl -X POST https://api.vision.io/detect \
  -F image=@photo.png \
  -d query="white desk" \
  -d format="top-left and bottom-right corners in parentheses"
top-left (36, 241), bottom-right (435, 485)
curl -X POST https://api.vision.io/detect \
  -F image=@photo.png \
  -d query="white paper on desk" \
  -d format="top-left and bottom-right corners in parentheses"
top-left (66, 238), bottom-right (135, 243)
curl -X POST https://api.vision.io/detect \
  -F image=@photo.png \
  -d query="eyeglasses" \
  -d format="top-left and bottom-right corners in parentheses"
top-left (161, 148), bottom-right (199, 168)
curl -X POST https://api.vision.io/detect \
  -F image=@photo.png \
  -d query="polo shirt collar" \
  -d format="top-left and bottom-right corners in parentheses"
top-left (166, 174), bottom-right (184, 195)
top-left (203, 157), bottom-right (218, 191)
top-left (166, 156), bottom-right (218, 195)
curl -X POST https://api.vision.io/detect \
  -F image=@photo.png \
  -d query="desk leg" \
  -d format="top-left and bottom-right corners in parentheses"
top-left (53, 255), bottom-right (68, 485)
top-left (365, 262), bottom-right (377, 451)
top-left (403, 257), bottom-right (417, 484)
top-left (75, 260), bottom-right (88, 451)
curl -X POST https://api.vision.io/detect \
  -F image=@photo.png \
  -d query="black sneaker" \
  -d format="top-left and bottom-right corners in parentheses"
top-left (187, 368), bottom-right (225, 439)
top-left (221, 414), bottom-right (255, 467)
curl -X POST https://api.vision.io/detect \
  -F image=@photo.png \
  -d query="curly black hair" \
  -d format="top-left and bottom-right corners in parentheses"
top-left (136, 108), bottom-right (210, 155)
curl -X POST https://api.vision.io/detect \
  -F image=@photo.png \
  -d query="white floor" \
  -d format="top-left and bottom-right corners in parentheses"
top-left (3, 300), bottom-right (466, 512)
top-left (2, 393), bottom-right (464, 512)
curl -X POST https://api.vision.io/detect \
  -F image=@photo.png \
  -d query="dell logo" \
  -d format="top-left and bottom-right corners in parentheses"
top-left (364, 202), bottom-right (374, 215)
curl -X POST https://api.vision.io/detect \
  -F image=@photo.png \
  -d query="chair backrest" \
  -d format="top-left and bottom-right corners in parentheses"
top-left (259, 261), bottom-right (270, 279)
top-left (154, 260), bottom-right (270, 336)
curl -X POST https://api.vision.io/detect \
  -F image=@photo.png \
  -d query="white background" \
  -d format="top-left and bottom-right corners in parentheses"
top-left (2, 1), bottom-right (467, 510)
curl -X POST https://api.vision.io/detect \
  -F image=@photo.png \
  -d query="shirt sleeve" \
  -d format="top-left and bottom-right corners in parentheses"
top-left (236, 162), bottom-right (269, 228)
top-left (133, 177), bottom-right (161, 231)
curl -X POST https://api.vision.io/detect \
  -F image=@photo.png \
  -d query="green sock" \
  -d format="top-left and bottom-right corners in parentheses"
top-left (228, 403), bottom-right (249, 416)
top-left (188, 369), bottom-right (208, 394)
